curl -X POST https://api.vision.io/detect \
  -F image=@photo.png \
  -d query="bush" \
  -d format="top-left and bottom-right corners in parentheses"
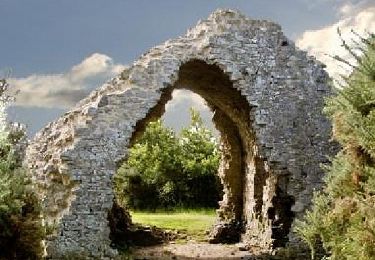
top-left (0, 78), bottom-right (45, 259)
top-left (295, 34), bottom-right (375, 260)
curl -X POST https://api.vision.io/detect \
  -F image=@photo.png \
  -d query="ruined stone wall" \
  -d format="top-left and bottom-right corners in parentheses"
top-left (26, 9), bottom-right (334, 258)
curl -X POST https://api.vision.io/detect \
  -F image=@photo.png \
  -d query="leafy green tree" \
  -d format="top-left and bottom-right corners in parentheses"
top-left (0, 78), bottom-right (44, 259)
top-left (115, 108), bottom-right (222, 210)
top-left (295, 34), bottom-right (375, 260)
top-left (129, 120), bottom-right (182, 187)
top-left (115, 120), bottom-right (182, 209)
top-left (179, 108), bottom-right (221, 207)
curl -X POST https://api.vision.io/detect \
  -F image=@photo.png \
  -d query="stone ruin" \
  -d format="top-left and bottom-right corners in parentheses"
top-left (26, 9), bottom-right (335, 259)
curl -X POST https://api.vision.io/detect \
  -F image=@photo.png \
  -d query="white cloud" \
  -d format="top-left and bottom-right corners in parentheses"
top-left (296, 2), bottom-right (375, 80)
top-left (163, 89), bottom-right (216, 133)
top-left (9, 53), bottom-right (126, 109)
top-left (165, 89), bottom-right (207, 112)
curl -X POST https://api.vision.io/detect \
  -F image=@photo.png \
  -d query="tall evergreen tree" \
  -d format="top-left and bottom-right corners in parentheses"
top-left (296, 34), bottom-right (375, 260)
top-left (0, 78), bottom-right (44, 259)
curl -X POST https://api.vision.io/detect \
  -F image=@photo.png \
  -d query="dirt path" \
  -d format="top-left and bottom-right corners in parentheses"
top-left (130, 241), bottom-right (273, 259)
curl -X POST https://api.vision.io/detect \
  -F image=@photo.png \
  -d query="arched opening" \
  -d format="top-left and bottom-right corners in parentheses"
top-left (112, 89), bottom-right (223, 247)
top-left (108, 60), bottom-right (266, 249)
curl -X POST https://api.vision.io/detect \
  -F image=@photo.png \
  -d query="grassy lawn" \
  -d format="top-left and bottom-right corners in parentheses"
top-left (130, 208), bottom-right (217, 240)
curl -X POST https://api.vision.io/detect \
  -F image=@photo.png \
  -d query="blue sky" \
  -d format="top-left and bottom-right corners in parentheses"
top-left (0, 0), bottom-right (339, 77)
top-left (1, 0), bottom-right (374, 136)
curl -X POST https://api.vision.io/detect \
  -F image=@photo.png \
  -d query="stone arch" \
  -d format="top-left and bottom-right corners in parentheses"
top-left (123, 59), bottom-right (256, 244)
top-left (26, 9), bottom-right (334, 258)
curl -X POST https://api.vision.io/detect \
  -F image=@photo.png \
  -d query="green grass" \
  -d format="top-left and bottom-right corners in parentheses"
top-left (130, 208), bottom-right (217, 240)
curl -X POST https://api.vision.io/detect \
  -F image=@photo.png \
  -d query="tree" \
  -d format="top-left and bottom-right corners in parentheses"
top-left (295, 34), bottom-right (375, 260)
top-left (179, 108), bottom-right (221, 207)
top-left (115, 108), bottom-right (222, 210)
top-left (0, 78), bottom-right (44, 259)
top-left (115, 120), bottom-right (182, 209)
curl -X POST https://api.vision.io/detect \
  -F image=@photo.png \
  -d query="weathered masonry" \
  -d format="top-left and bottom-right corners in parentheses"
top-left (26, 9), bottom-right (334, 258)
